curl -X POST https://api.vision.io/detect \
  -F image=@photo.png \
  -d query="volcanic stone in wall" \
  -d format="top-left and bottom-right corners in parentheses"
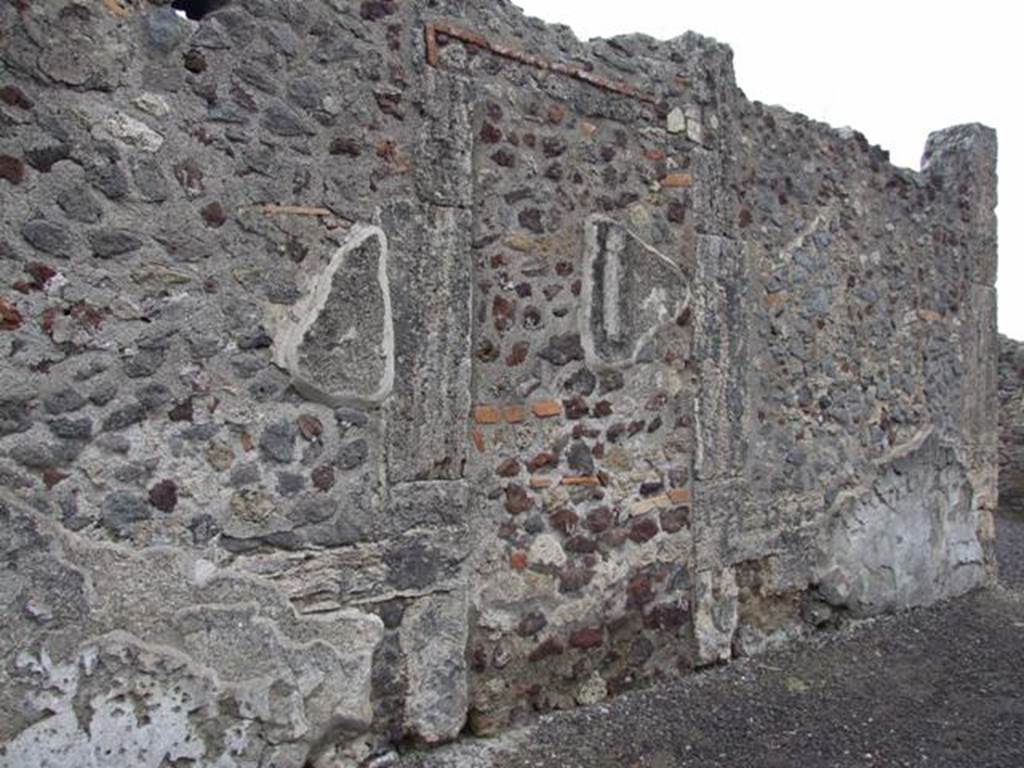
top-left (275, 225), bottom-right (394, 407)
top-left (999, 335), bottom-right (1024, 515)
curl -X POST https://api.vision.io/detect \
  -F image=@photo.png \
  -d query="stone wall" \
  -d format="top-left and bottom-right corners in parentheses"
top-left (1000, 335), bottom-right (1024, 516)
top-left (0, 1), bottom-right (998, 765)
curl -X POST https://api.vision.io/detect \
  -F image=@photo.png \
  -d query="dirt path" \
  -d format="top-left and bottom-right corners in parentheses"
top-left (396, 514), bottom-right (1024, 768)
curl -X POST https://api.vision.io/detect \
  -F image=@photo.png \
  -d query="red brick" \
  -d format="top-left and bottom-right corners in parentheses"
top-left (471, 428), bottom-right (485, 453)
top-left (661, 172), bottom-right (693, 188)
top-left (532, 399), bottom-right (562, 418)
top-left (503, 404), bottom-right (526, 423)
top-left (474, 404), bottom-right (501, 424)
top-left (666, 488), bottom-right (691, 504)
top-left (562, 475), bottom-right (600, 487)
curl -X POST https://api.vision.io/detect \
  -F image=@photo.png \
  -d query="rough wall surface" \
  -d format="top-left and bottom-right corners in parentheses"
top-left (999, 335), bottom-right (1024, 516)
top-left (0, 1), bottom-right (997, 765)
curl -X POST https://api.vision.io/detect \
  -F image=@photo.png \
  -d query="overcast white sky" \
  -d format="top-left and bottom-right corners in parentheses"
top-left (514, 0), bottom-right (1021, 338)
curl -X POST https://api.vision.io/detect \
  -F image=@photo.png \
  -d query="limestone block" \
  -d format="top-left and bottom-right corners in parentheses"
top-left (275, 225), bottom-right (394, 407)
top-left (382, 203), bottom-right (473, 483)
top-left (581, 215), bottom-right (690, 369)
top-left (400, 589), bottom-right (470, 744)
top-left (693, 567), bottom-right (739, 664)
top-left (692, 235), bottom-right (750, 483)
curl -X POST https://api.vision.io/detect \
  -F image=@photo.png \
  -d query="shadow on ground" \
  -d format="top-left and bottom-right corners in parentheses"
top-left (397, 513), bottom-right (1024, 768)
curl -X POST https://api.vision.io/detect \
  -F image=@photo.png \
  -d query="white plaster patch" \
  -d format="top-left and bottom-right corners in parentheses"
top-left (581, 215), bottom-right (690, 370)
top-left (274, 224), bottom-right (394, 407)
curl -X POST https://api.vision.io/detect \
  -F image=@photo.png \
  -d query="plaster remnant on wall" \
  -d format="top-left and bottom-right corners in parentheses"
top-left (275, 225), bottom-right (394, 407)
top-left (582, 216), bottom-right (690, 369)
top-left (0, 493), bottom-right (383, 768)
top-left (816, 430), bottom-right (985, 616)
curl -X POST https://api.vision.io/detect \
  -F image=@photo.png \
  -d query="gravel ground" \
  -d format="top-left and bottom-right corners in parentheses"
top-left (395, 513), bottom-right (1024, 768)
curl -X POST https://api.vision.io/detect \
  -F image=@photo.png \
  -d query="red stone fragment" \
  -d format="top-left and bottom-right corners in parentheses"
top-left (568, 626), bottom-right (604, 650)
top-left (558, 565), bottom-right (593, 593)
top-left (42, 467), bottom-right (67, 489)
top-left (0, 85), bottom-right (33, 109)
top-left (586, 506), bottom-right (613, 533)
top-left (470, 428), bottom-right (485, 453)
top-left (509, 550), bottom-right (527, 570)
top-left (563, 395), bottom-right (589, 420)
top-left (0, 298), bottom-right (22, 331)
top-left (492, 295), bottom-right (516, 332)
top-left (479, 121), bottom-right (502, 143)
top-left (297, 414), bottom-right (323, 441)
top-left (505, 341), bottom-right (529, 366)
top-left (40, 306), bottom-right (58, 336)
top-left (644, 603), bottom-right (689, 631)
top-left (659, 506), bottom-right (689, 533)
top-left (70, 302), bottom-right (104, 330)
top-left (495, 458), bottom-right (520, 477)
top-left (629, 516), bottom-right (660, 543)
top-left (549, 507), bottom-right (579, 534)
top-left (0, 154), bottom-right (26, 185)
top-left (527, 637), bottom-right (564, 662)
top-left (201, 201), bottom-right (226, 227)
top-left (564, 535), bottom-right (597, 554)
top-left (517, 611), bottom-right (547, 636)
top-left (25, 262), bottom-right (56, 289)
top-left (626, 575), bottom-right (655, 609)
top-left (526, 451), bottom-right (556, 473)
top-left (504, 483), bottom-right (531, 515)
top-left (312, 464), bottom-right (336, 492)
